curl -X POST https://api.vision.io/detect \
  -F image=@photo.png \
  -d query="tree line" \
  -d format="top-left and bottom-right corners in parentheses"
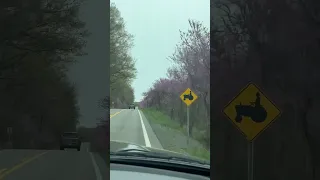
top-left (0, 0), bottom-right (88, 149)
top-left (140, 20), bottom-right (210, 149)
top-left (109, 3), bottom-right (136, 109)
top-left (88, 3), bottom-right (137, 155)
top-left (210, 0), bottom-right (320, 179)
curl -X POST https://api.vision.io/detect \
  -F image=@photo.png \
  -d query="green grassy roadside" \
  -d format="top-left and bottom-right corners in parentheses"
top-left (141, 108), bottom-right (210, 161)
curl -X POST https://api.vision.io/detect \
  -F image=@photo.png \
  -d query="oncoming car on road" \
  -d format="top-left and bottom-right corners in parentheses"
top-left (128, 104), bottom-right (135, 109)
top-left (60, 132), bottom-right (82, 151)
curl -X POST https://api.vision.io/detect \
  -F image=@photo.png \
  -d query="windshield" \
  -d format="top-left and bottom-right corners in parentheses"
top-left (110, 0), bottom-right (210, 165)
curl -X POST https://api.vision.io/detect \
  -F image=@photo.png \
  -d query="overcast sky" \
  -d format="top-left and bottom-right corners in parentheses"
top-left (111, 0), bottom-right (210, 102)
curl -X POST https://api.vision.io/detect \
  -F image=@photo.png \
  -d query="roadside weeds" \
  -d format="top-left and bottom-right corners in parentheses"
top-left (141, 108), bottom-right (210, 161)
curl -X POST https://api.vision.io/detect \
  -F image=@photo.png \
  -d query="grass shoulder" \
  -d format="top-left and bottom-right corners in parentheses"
top-left (140, 108), bottom-right (210, 161)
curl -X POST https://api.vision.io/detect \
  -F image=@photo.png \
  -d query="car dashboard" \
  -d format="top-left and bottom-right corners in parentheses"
top-left (110, 163), bottom-right (210, 180)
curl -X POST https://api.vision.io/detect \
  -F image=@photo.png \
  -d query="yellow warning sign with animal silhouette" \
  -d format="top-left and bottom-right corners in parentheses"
top-left (180, 88), bottom-right (198, 106)
top-left (223, 83), bottom-right (281, 141)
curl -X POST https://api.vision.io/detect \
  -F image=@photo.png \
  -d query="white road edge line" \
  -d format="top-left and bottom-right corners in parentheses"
top-left (138, 110), bottom-right (151, 147)
top-left (89, 152), bottom-right (102, 180)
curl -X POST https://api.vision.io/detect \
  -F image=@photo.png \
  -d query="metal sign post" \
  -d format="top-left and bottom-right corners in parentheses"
top-left (187, 106), bottom-right (190, 144)
top-left (179, 88), bottom-right (198, 145)
top-left (248, 141), bottom-right (254, 180)
top-left (7, 127), bottom-right (12, 143)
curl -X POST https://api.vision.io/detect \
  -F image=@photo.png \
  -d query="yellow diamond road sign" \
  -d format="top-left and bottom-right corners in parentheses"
top-left (180, 88), bottom-right (198, 106)
top-left (223, 83), bottom-right (281, 141)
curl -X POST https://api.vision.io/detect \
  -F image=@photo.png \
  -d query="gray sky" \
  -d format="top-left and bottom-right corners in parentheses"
top-left (67, 0), bottom-right (109, 127)
top-left (111, 0), bottom-right (210, 102)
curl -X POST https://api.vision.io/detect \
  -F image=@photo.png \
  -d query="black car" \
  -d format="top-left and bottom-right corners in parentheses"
top-left (60, 132), bottom-right (81, 151)
top-left (128, 104), bottom-right (135, 109)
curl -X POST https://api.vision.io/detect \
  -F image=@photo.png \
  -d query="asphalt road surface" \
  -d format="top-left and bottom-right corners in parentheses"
top-left (110, 108), bottom-right (163, 149)
top-left (0, 143), bottom-right (107, 180)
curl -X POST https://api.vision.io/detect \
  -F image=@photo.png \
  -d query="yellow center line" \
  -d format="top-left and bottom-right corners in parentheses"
top-left (21, 157), bottom-right (29, 162)
top-left (0, 151), bottom-right (48, 179)
top-left (110, 109), bottom-right (124, 118)
top-left (0, 169), bottom-right (7, 175)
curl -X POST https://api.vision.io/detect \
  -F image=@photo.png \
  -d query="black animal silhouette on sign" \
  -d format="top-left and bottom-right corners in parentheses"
top-left (183, 91), bottom-right (194, 101)
top-left (235, 92), bottom-right (267, 123)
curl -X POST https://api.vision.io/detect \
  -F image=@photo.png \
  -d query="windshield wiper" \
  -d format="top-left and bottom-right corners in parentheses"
top-left (111, 149), bottom-right (209, 166)
top-left (115, 148), bottom-right (150, 153)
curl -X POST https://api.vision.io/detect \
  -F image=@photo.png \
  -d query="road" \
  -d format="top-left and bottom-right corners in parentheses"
top-left (0, 143), bottom-right (107, 180)
top-left (110, 108), bottom-right (163, 149)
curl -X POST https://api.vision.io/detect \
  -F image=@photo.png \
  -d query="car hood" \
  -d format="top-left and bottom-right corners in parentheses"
top-left (110, 140), bottom-right (209, 164)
